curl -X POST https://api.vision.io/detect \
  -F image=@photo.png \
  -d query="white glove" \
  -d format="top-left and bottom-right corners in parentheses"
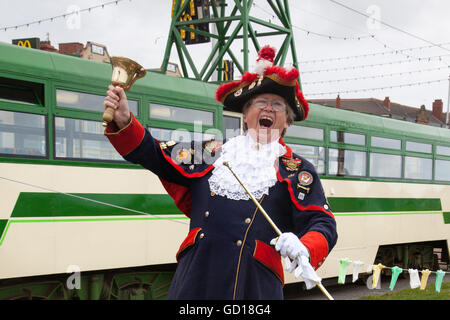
top-left (270, 233), bottom-right (321, 290)
top-left (270, 232), bottom-right (309, 260)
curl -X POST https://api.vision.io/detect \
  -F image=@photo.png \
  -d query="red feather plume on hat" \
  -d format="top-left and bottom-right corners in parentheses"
top-left (257, 45), bottom-right (276, 62)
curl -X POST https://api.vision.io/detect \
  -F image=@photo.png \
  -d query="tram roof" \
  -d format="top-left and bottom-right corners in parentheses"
top-left (306, 102), bottom-right (450, 142)
top-left (1, 41), bottom-right (449, 144)
top-left (0, 41), bottom-right (219, 106)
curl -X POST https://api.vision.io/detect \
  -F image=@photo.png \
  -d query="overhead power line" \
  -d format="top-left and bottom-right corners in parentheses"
top-left (301, 53), bottom-right (450, 74)
top-left (328, 0), bottom-right (450, 53)
top-left (300, 42), bottom-right (450, 64)
top-left (291, 24), bottom-right (374, 41)
top-left (252, 2), bottom-right (374, 41)
top-left (255, 2), bottom-right (450, 68)
top-left (305, 78), bottom-right (448, 96)
top-left (1, 0), bottom-right (131, 31)
top-left (302, 65), bottom-right (450, 85)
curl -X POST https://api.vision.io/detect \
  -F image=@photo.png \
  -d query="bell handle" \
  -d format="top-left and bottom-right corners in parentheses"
top-left (102, 106), bottom-right (115, 127)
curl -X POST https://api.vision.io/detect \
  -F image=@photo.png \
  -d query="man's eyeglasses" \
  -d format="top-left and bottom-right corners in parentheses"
top-left (252, 99), bottom-right (287, 112)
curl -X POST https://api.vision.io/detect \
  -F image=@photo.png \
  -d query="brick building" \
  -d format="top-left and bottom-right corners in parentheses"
top-left (310, 95), bottom-right (449, 128)
top-left (39, 40), bottom-right (110, 63)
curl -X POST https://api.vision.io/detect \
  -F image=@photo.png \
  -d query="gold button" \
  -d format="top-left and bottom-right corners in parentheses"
top-left (210, 192), bottom-right (215, 196)
top-left (205, 211), bottom-right (210, 218)
top-left (199, 233), bottom-right (205, 239)
top-left (236, 240), bottom-right (242, 247)
top-left (245, 218), bottom-right (251, 224)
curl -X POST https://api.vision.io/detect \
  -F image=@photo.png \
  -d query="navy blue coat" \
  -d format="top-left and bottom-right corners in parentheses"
top-left (105, 114), bottom-right (337, 300)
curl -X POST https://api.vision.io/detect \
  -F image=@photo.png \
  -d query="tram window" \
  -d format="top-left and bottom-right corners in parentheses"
top-left (406, 141), bottom-right (431, 153)
top-left (329, 148), bottom-right (366, 176)
top-left (404, 156), bottom-right (432, 180)
top-left (0, 77), bottom-right (45, 106)
top-left (55, 117), bottom-right (123, 161)
top-left (150, 127), bottom-right (173, 142)
top-left (285, 125), bottom-right (323, 140)
top-left (56, 89), bottom-right (138, 115)
top-left (223, 115), bottom-right (241, 141)
top-left (149, 103), bottom-right (213, 126)
top-left (371, 136), bottom-right (401, 150)
top-left (330, 131), bottom-right (365, 146)
top-left (370, 153), bottom-right (401, 178)
top-left (288, 144), bottom-right (325, 174)
top-left (149, 127), bottom-right (216, 143)
top-left (436, 145), bottom-right (450, 156)
top-left (0, 110), bottom-right (46, 157)
top-left (435, 159), bottom-right (450, 181)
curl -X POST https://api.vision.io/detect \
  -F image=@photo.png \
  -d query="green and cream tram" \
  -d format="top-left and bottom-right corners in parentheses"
top-left (0, 42), bottom-right (448, 299)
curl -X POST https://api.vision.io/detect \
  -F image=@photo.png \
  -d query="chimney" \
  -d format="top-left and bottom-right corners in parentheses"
top-left (383, 96), bottom-right (391, 111)
top-left (336, 94), bottom-right (341, 109)
top-left (58, 42), bottom-right (84, 55)
top-left (416, 105), bottom-right (429, 125)
top-left (39, 40), bottom-right (58, 53)
top-left (432, 99), bottom-right (443, 122)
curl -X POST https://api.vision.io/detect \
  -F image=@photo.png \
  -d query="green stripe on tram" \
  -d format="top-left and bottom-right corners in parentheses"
top-left (0, 220), bottom-right (7, 240)
top-left (9, 193), bottom-right (444, 218)
top-left (11, 192), bottom-right (183, 218)
top-left (443, 212), bottom-right (450, 224)
top-left (0, 194), bottom-right (448, 247)
top-left (327, 197), bottom-right (442, 213)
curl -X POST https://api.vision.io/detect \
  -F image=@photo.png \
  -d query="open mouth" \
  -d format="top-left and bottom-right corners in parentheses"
top-left (259, 116), bottom-right (274, 128)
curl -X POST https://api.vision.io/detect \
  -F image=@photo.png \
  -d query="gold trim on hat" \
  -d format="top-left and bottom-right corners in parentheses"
top-left (264, 74), bottom-right (296, 87)
top-left (219, 80), bottom-right (253, 104)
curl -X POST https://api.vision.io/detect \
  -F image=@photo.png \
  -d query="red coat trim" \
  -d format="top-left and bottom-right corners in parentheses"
top-left (104, 113), bottom-right (145, 156)
top-left (176, 227), bottom-right (202, 261)
top-left (300, 231), bottom-right (329, 270)
top-left (159, 178), bottom-right (192, 218)
top-left (253, 240), bottom-right (284, 285)
top-left (157, 143), bottom-right (215, 178)
top-left (278, 138), bottom-right (292, 159)
top-left (275, 167), bottom-right (335, 219)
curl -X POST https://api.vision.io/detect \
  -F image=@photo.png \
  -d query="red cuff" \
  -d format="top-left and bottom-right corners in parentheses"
top-left (104, 113), bottom-right (145, 156)
top-left (300, 231), bottom-right (329, 270)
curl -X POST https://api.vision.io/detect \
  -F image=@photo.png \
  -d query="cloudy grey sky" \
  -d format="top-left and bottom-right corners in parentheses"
top-left (0, 0), bottom-right (449, 113)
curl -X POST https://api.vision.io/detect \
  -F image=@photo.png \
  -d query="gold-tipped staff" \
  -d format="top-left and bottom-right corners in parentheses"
top-left (102, 56), bottom-right (147, 127)
top-left (222, 161), bottom-right (334, 300)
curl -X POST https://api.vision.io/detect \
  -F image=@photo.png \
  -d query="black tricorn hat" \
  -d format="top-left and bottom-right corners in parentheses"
top-left (215, 46), bottom-right (309, 121)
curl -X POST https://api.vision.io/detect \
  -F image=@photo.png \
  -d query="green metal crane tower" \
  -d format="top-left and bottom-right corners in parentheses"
top-left (161, 0), bottom-right (300, 85)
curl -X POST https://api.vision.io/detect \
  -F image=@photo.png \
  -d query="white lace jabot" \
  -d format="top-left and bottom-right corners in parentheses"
top-left (208, 134), bottom-right (286, 200)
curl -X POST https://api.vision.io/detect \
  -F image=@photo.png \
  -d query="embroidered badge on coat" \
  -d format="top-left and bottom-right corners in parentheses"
top-left (298, 170), bottom-right (313, 186)
top-left (282, 158), bottom-right (302, 171)
top-left (159, 140), bottom-right (176, 150)
top-left (296, 171), bottom-right (313, 194)
top-left (204, 140), bottom-right (222, 154)
top-left (166, 140), bottom-right (176, 147)
top-left (176, 148), bottom-right (193, 164)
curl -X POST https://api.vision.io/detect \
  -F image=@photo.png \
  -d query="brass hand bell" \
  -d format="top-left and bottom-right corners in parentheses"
top-left (103, 56), bottom-right (146, 127)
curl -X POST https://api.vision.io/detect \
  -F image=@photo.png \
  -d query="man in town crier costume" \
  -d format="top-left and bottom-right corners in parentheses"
top-left (103, 46), bottom-right (337, 299)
